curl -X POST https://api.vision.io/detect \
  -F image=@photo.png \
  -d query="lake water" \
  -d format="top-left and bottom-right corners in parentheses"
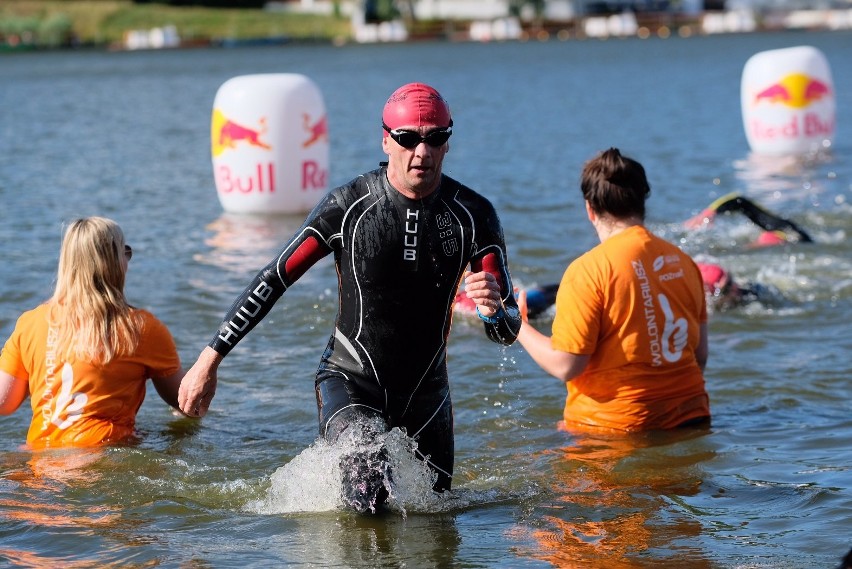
top-left (1, 29), bottom-right (850, 568)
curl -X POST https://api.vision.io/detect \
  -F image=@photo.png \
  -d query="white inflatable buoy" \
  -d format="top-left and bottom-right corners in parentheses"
top-left (211, 74), bottom-right (329, 214)
top-left (741, 46), bottom-right (835, 156)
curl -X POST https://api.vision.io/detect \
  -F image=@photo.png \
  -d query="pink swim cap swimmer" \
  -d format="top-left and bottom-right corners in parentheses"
top-left (697, 262), bottom-right (728, 293)
top-left (382, 83), bottom-right (452, 131)
top-left (753, 230), bottom-right (787, 247)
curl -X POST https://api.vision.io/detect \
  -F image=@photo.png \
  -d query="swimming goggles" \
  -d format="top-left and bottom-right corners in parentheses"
top-left (382, 122), bottom-right (452, 149)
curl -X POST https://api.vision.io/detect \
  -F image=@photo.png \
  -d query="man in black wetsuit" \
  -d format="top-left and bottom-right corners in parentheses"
top-left (178, 82), bottom-right (522, 512)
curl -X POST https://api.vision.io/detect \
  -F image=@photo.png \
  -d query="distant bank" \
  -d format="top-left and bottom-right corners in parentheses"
top-left (0, 1), bottom-right (350, 51)
top-left (2, 0), bottom-right (850, 52)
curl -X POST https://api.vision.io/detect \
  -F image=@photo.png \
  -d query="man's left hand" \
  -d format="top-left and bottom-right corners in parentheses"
top-left (463, 271), bottom-right (503, 317)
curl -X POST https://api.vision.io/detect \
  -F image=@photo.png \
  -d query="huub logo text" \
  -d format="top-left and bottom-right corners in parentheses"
top-left (403, 208), bottom-right (419, 262)
top-left (218, 282), bottom-right (274, 346)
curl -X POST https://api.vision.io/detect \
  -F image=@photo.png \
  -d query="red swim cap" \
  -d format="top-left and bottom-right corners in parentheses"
top-left (753, 230), bottom-right (787, 247)
top-left (382, 83), bottom-right (452, 131)
top-left (697, 262), bottom-right (728, 293)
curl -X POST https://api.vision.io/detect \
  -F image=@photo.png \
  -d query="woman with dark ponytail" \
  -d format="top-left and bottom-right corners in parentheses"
top-left (516, 148), bottom-right (711, 433)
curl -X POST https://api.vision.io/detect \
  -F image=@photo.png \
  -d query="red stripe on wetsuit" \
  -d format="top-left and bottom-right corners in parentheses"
top-left (471, 252), bottom-right (503, 290)
top-left (285, 236), bottom-right (325, 282)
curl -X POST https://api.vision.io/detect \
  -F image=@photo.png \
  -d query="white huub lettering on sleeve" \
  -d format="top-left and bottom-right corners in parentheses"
top-left (218, 282), bottom-right (275, 345)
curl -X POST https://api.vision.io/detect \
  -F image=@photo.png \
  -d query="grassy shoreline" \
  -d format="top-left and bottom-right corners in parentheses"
top-left (0, 1), bottom-right (351, 49)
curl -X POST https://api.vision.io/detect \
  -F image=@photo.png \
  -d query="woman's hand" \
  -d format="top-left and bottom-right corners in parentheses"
top-left (516, 288), bottom-right (529, 323)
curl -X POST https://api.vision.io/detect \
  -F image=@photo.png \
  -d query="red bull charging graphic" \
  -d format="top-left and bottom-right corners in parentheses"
top-left (741, 46), bottom-right (835, 156)
top-left (212, 109), bottom-right (276, 194)
top-left (302, 113), bottom-right (328, 148)
top-left (212, 110), bottom-right (272, 155)
top-left (753, 73), bottom-right (831, 108)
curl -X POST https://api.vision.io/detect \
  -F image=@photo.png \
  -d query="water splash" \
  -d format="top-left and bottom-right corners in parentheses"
top-left (245, 421), bottom-right (447, 516)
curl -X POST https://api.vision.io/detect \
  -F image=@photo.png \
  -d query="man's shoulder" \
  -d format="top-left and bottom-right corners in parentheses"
top-left (441, 175), bottom-right (494, 208)
top-left (320, 169), bottom-right (379, 209)
top-left (441, 173), bottom-right (476, 193)
top-left (333, 167), bottom-right (384, 196)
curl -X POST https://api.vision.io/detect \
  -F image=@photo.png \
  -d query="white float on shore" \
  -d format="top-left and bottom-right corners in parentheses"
top-left (741, 45), bottom-right (835, 156)
top-left (211, 73), bottom-right (329, 214)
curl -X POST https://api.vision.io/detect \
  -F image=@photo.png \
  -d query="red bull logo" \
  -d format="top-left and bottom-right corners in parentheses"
top-left (753, 73), bottom-right (831, 109)
top-left (747, 71), bottom-right (834, 146)
top-left (211, 109), bottom-right (272, 157)
top-left (302, 113), bottom-right (328, 148)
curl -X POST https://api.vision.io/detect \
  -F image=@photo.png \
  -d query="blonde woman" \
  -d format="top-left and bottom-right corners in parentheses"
top-left (0, 217), bottom-right (187, 448)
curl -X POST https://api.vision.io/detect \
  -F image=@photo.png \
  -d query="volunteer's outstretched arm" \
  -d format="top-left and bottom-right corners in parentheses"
top-left (0, 370), bottom-right (26, 415)
top-left (152, 368), bottom-right (191, 414)
top-left (515, 291), bottom-right (589, 382)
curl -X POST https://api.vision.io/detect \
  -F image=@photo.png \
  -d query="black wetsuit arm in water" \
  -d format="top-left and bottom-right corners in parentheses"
top-left (712, 193), bottom-right (813, 243)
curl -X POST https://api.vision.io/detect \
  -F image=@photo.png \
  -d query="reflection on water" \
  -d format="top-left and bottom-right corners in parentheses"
top-left (516, 425), bottom-right (715, 568)
top-left (732, 148), bottom-right (839, 201)
top-left (0, 449), bottom-right (138, 564)
top-left (199, 212), bottom-right (309, 274)
top-left (295, 511), bottom-right (463, 569)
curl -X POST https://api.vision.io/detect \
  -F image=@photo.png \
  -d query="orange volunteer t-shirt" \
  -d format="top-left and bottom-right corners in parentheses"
top-left (0, 303), bottom-right (181, 448)
top-left (552, 226), bottom-right (709, 431)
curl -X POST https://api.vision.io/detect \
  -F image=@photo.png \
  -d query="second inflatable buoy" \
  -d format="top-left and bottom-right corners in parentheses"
top-left (741, 46), bottom-right (835, 156)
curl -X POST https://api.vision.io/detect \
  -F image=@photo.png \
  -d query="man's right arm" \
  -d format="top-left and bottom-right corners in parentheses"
top-left (179, 189), bottom-right (344, 416)
top-left (517, 292), bottom-right (589, 382)
top-left (179, 234), bottom-right (330, 417)
top-left (208, 264), bottom-right (289, 355)
top-left (210, 199), bottom-right (340, 357)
